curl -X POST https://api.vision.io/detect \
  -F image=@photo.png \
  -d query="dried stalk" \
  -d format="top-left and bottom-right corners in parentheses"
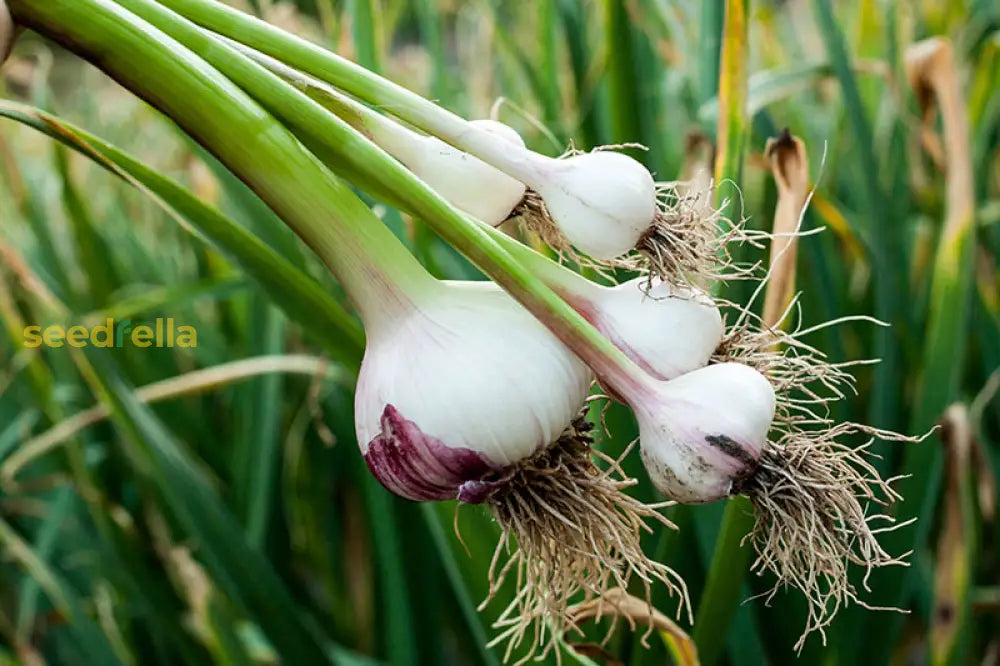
top-left (762, 129), bottom-right (808, 328)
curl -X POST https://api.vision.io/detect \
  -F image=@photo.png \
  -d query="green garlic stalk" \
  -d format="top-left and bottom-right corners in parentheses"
top-left (155, 0), bottom-right (736, 283)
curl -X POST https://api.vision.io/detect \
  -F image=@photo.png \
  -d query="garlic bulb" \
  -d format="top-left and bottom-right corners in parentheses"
top-left (380, 119), bottom-right (527, 226)
top-left (356, 280), bottom-right (592, 502)
top-left (575, 278), bottom-right (723, 381)
top-left (522, 150), bottom-right (656, 259)
top-left (636, 362), bottom-right (776, 503)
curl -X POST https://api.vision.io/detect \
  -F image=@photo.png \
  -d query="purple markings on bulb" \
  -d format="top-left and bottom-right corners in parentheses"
top-left (704, 434), bottom-right (758, 467)
top-left (364, 404), bottom-right (506, 503)
top-left (457, 475), bottom-right (514, 504)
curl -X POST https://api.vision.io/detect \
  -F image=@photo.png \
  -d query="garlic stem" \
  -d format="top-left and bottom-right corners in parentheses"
top-left (162, 0), bottom-right (509, 167)
top-left (234, 44), bottom-right (525, 227)
top-left (156, 0), bottom-right (663, 258)
top-left (9, 0), bottom-right (438, 332)
top-left (121, 0), bottom-right (656, 400)
top-left (237, 43), bottom-right (421, 161)
top-left (209, 47), bottom-right (624, 306)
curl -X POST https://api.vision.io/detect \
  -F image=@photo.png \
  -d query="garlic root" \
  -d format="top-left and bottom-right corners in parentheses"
top-left (716, 304), bottom-right (923, 650)
top-left (511, 149), bottom-right (767, 288)
top-left (742, 426), bottom-right (915, 651)
top-left (479, 411), bottom-right (690, 664)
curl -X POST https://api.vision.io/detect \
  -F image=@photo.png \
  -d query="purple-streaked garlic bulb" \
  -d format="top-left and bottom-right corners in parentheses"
top-left (355, 280), bottom-right (592, 502)
top-left (636, 362), bottom-right (776, 503)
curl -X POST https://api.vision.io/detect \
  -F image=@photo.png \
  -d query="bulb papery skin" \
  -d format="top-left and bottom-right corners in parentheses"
top-left (572, 278), bottom-right (723, 381)
top-left (356, 280), bottom-right (593, 502)
top-left (403, 119), bottom-right (526, 226)
top-left (636, 363), bottom-right (776, 504)
top-left (528, 151), bottom-right (657, 259)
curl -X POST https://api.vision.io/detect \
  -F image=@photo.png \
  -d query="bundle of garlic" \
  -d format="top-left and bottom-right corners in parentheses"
top-left (201, 26), bottom-right (917, 651)
top-left (27, 0), bottom-right (921, 657)
top-left (300, 75), bottom-right (915, 650)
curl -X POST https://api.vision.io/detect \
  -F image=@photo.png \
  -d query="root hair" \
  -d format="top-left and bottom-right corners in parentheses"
top-left (633, 181), bottom-right (765, 287)
top-left (512, 189), bottom-right (584, 265)
top-left (716, 300), bottom-right (925, 651)
top-left (509, 146), bottom-right (773, 288)
top-left (742, 430), bottom-right (916, 651)
top-left (481, 413), bottom-right (690, 664)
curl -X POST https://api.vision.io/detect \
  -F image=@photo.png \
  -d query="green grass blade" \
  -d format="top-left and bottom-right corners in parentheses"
top-left (811, 0), bottom-right (901, 429)
top-left (421, 504), bottom-right (501, 666)
top-left (358, 476), bottom-right (418, 665)
top-left (866, 38), bottom-right (978, 659)
top-left (691, 498), bottom-right (753, 666)
top-left (347, 0), bottom-right (381, 73)
top-left (710, 0), bottom-right (747, 192)
top-left (204, 594), bottom-right (256, 666)
top-left (0, 103), bottom-right (364, 367)
top-left (555, 0), bottom-right (603, 146)
top-left (692, 3), bottom-right (753, 663)
top-left (236, 301), bottom-right (287, 547)
top-left (698, 0), bottom-right (723, 109)
top-left (698, 61), bottom-right (857, 124)
top-left (413, 0), bottom-right (446, 100)
top-left (603, 0), bottom-right (642, 152)
top-left (54, 145), bottom-right (121, 308)
top-left (538, 0), bottom-right (563, 131)
top-left (14, 487), bottom-right (73, 641)
top-left (75, 348), bottom-right (338, 665)
top-left (0, 516), bottom-right (123, 665)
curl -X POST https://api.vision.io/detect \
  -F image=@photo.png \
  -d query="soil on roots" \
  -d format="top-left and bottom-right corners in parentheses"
top-left (479, 414), bottom-right (690, 664)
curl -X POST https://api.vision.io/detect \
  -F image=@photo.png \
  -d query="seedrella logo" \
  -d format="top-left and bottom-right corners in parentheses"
top-left (23, 318), bottom-right (198, 349)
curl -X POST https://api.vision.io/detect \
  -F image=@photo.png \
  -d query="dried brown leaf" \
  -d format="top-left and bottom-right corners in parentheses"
top-left (931, 403), bottom-right (975, 665)
top-left (905, 38), bottom-right (974, 241)
top-left (566, 587), bottom-right (699, 666)
top-left (762, 129), bottom-right (808, 328)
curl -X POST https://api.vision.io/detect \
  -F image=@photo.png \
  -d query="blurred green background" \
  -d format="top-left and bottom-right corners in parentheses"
top-left (0, 0), bottom-right (998, 664)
